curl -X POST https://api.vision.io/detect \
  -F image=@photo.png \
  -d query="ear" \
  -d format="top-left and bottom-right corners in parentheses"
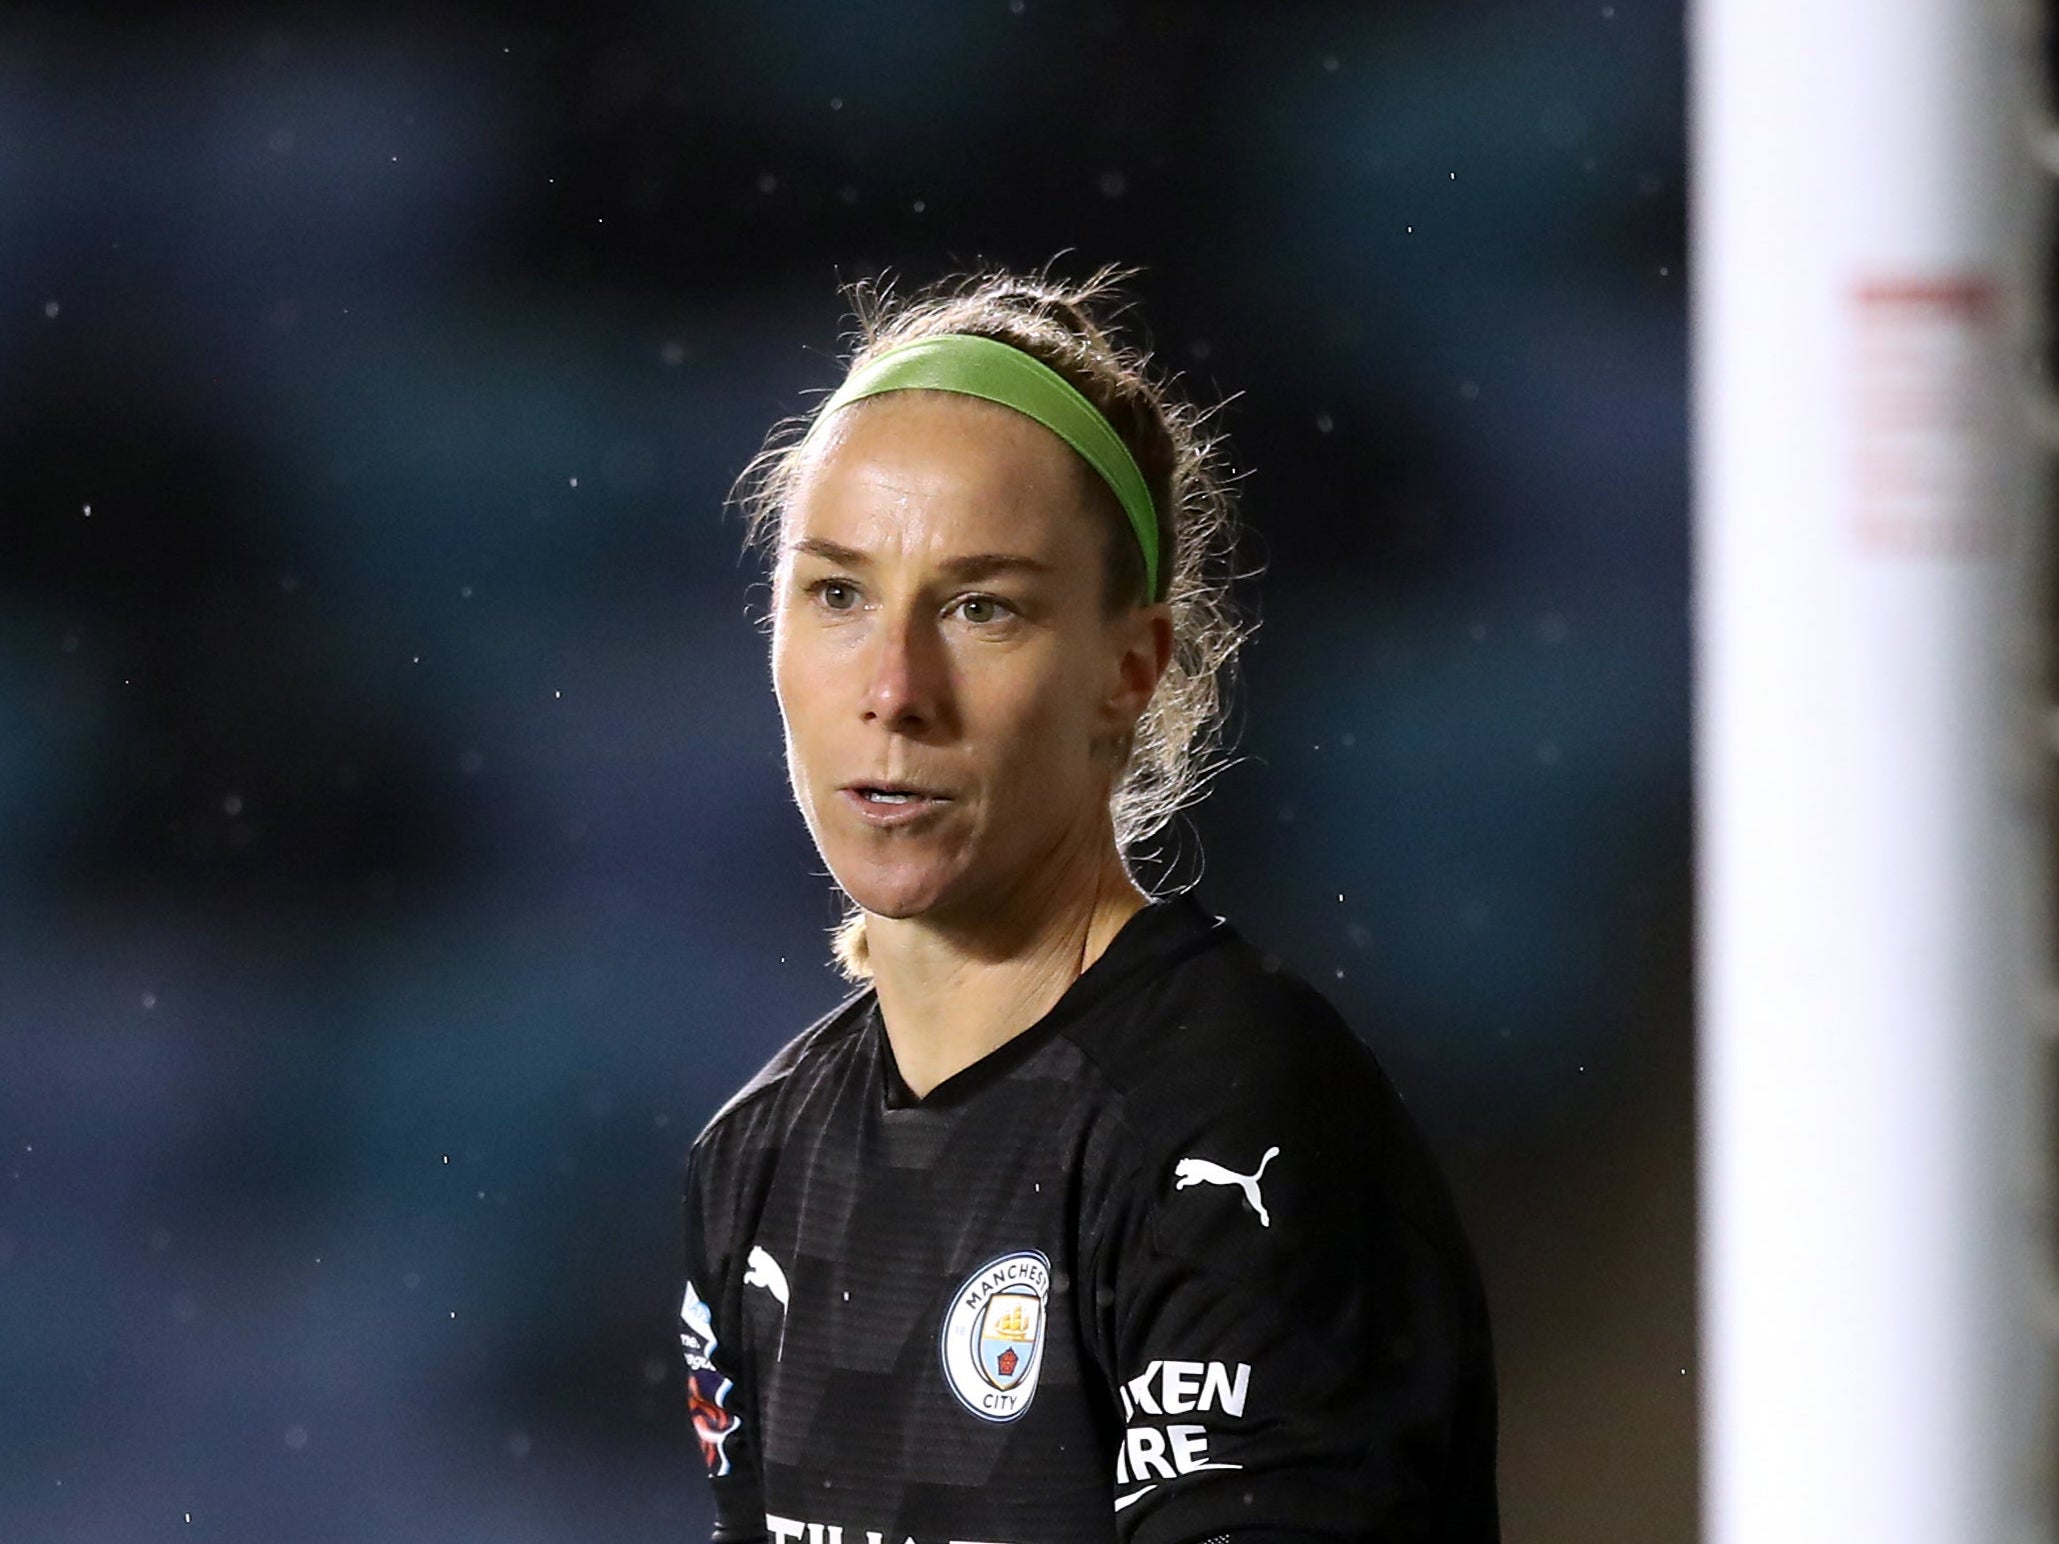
top-left (1103, 602), bottom-right (1176, 733)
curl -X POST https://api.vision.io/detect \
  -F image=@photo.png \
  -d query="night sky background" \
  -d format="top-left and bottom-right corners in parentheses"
top-left (1, 2), bottom-right (1694, 1540)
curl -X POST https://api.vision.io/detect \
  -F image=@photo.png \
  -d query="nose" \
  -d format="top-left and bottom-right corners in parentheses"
top-left (862, 605), bottom-right (948, 732)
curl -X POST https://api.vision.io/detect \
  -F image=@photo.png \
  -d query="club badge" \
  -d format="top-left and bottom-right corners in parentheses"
top-left (940, 1250), bottom-right (1050, 1422)
top-left (679, 1279), bottom-right (741, 1476)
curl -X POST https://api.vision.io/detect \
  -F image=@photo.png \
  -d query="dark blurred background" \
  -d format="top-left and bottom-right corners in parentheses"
top-left (0, 2), bottom-right (1692, 1540)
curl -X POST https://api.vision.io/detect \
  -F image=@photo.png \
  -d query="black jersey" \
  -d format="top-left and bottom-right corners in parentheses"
top-left (680, 897), bottom-right (1498, 1544)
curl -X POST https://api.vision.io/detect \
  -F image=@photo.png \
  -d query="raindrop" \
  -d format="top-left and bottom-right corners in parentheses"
top-left (1459, 380), bottom-right (1480, 401)
top-left (1314, 413), bottom-right (1334, 434)
top-left (912, 199), bottom-right (927, 213)
top-left (508, 1431), bottom-right (532, 1457)
top-left (1008, 0), bottom-right (1025, 13)
top-left (141, 992), bottom-right (157, 1010)
top-left (1538, 612), bottom-right (1568, 645)
top-left (284, 1425), bottom-right (308, 1451)
top-left (459, 585), bottom-right (473, 599)
top-left (837, 184), bottom-right (859, 205)
top-left (81, 504), bottom-right (91, 517)
top-left (267, 128), bottom-right (294, 155)
top-left (828, 96), bottom-right (844, 111)
top-left (1536, 740), bottom-right (1562, 766)
top-left (756, 172), bottom-right (778, 195)
top-left (1097, 169), bottom-right (1126, 199)
top-left (568, 476), bottom-right (579, 488)
top-left (660, 339), bottom-right (686, 367)
top-left (458, 749), bottom-right (484, 775)
top-left (42, 300), bottom-right (59, 319)
top-left (222, 795), bottom-right (243, 816)
top-left (1322, 55), bottom-right (1339, 72)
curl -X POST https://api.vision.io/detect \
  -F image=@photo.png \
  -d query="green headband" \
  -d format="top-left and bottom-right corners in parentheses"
top-left (809, 332), bottom-right (1164, 602)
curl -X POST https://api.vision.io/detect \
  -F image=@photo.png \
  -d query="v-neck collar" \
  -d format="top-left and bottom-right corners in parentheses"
top-left (871, 895), bottom-right (1224, 1113)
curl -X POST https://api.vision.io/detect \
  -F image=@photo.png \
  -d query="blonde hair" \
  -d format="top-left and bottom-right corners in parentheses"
top-left (731, 262), bottom-right (1249, 978)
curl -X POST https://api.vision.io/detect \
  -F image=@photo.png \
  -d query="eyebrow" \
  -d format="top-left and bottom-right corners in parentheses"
top-left (787, 536), bottom-right (1054, 581)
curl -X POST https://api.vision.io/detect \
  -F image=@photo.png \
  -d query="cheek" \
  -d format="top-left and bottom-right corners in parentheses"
top-left (770, 635), bottom-right (824, 774)
top-left (981, 657), bottom-right (1104, 793)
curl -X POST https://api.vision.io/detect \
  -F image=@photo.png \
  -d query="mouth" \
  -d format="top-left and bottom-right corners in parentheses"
top-left (840, 782), bottom-right (953, 823)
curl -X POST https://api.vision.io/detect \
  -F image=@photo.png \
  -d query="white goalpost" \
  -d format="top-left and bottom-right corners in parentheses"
top-left (1693, 0), bottom-right (2053, 1540)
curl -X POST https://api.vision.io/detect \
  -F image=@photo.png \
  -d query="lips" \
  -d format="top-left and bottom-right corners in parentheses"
top-left (839, 781), bottom-right (953, 825)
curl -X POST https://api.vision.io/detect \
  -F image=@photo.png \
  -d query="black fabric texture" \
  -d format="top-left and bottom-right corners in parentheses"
top-left (680, 897), bottom-right (1499, 1544)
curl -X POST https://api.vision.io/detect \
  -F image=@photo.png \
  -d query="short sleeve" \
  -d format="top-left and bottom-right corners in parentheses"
top-left (683, 1147), bottom-right (767, 1544)
top-left (1096, 1064), bottom-right (1498, 1544)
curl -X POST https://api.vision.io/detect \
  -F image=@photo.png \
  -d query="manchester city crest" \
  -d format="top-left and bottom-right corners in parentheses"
top-left (940, 1250), bottom-right (1051, 1422)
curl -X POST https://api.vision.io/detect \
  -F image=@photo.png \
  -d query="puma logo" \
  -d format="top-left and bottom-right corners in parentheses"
top-left (743, 1244), bottom-right (792, 1362)
top-left (1173, 1145), bottom-right (1281, 1228)
top-left (744, 1245), bottom-right (790, 1310)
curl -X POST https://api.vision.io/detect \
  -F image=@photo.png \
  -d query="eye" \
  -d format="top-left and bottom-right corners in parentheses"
top-left (804, 578), bottom-right (860, 611)
top-left (952, 593), bottom-right (1013, 626)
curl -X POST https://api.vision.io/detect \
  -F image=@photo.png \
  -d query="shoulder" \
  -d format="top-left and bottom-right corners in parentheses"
top-left (1075, 906), bottom-right (1465, 1247)
top-left (1079, 908), bottom-right (1394, 1139)
top-left (689, 986), bottom-right (875, 1167)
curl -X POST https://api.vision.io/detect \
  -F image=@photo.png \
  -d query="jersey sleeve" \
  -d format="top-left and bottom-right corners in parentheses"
top-left (1094, 1047), bottom-right (1498, 1544)
top-left (682, 1145), bottom-right (767, 1544)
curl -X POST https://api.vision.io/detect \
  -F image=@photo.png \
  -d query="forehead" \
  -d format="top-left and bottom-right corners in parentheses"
top-left (784, 391), bottom-right (1102, 563)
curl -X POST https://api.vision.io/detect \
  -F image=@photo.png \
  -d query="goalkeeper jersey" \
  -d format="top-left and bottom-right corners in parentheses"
top-left (680, 896), bottom-right (1499, 1544)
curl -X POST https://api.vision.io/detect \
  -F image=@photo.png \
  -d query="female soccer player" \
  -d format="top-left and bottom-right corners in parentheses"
top-left (680, 267), bottom-right (1499, 1544)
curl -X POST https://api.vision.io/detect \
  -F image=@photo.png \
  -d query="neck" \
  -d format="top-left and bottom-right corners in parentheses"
top-left (866, 838), bottom-right (1147, 1100)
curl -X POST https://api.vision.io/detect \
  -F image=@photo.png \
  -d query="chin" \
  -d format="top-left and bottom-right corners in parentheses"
top-left (826, 851), bottom-right (962, 923)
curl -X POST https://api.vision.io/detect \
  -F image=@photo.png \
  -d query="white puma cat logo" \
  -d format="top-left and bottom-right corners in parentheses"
top-left (1173, 1145), bottom-right (1281, 1228)
top-left (743, 1244), bottom-right (792, 1362)
top-left (743, 1245), bottom-right (790, 1310)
